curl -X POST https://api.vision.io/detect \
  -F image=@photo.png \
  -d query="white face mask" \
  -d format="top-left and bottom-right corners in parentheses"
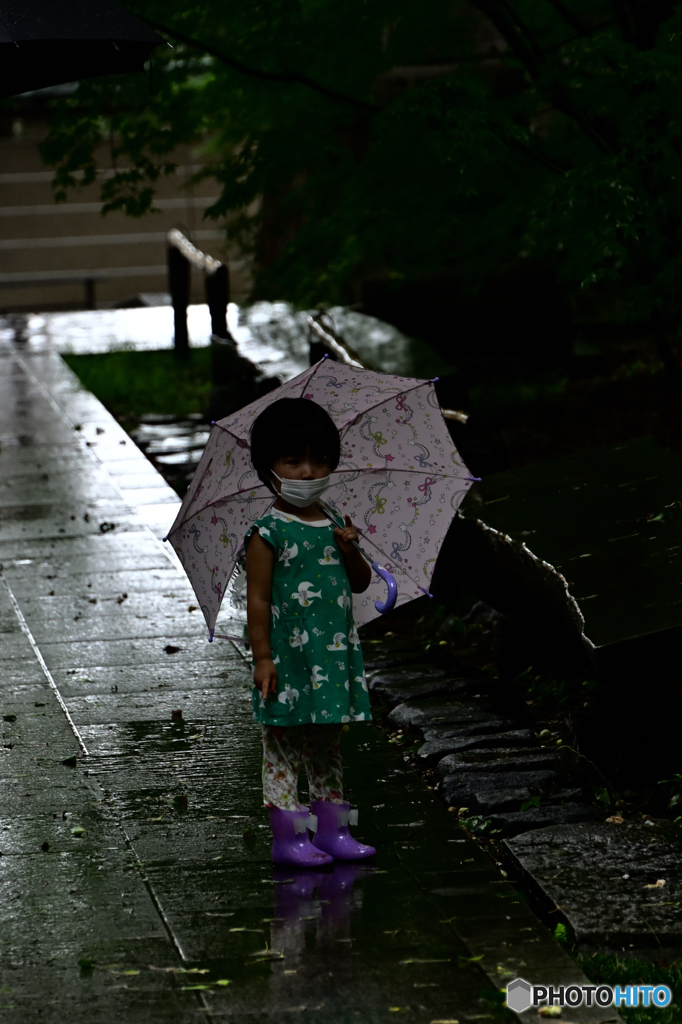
top-left (271, 470), bottom-right (331, 508)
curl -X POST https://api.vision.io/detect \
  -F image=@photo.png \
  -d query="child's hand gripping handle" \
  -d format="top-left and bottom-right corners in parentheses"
top-left (372, 562), bottom-right (397, 614)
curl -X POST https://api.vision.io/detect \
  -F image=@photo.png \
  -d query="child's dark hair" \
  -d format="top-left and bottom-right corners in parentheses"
top-left (250, 398), bottom-right (341, 486)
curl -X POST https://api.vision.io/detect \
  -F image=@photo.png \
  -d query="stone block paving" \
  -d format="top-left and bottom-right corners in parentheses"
top-left (1, 348), bottom-right (619, 1023)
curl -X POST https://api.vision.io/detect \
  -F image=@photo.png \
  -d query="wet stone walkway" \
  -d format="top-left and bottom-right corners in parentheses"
top-left (1, 348), bottom-right (613, 1024)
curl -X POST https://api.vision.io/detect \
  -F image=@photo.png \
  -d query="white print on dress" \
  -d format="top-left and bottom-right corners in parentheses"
top-left (343, 679), bottom-right (350, 690)
top-left (271, 604), bottom-right (280, 620)
top-left (348, 625), bottom-right (361, 650)
top-left (310, 665), bottom-right (329, 689)
top-left (273, 654), bottom-right (280, 665)
top-left (278, 541), bottom-right (299, 567)
top-left (355, 673), bottom-right (368, 691)
top-left (337, 589), bottom-right (351, 610)
top-left (278, 685), bottom-right (299, 708)
top-left (326, 632), bottom-right (347, 650)
top-left (291, 581), bottom-right (322, 606)
top-left (318, 545), bottom-right (340, 565)
top-left (350, 708), bottom-right (366, 721)
top-left (289, 627), bottom-right (309, 651)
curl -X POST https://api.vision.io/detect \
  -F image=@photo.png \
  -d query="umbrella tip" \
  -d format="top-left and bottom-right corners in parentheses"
top-left (430, 376), bottom-right (440, 383)
top-left (420, 587), bottom-right (434, 599)
top-left (208, 628), bottom-right (215, 643)
top-left (211, 420), bottom-right (217, 425)
top-left (466, 475), bottom-right (482, 482)
top-left (162, 535), bottom-right (168, 542)
top-left (322, 353), bottom-right (330, 360)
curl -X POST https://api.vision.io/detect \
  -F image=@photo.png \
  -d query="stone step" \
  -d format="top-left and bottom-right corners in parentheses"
top-left (487, 802), bottom-right (597, 837)
top-left (439, 769), bottom-right (560, 813)
top-left (371, 675), bottom-right (480, 706)
top-left (418, 728), bottom-right (534, 763)
top-left (436, 747), bottom-right (558, 778)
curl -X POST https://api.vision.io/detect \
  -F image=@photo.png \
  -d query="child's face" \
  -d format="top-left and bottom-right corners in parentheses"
top-left (271, 446), bottom-right (331, 486)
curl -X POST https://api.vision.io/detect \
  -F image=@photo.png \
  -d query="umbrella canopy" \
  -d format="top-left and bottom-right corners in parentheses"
top-left (0, 0), bottom-right (162, 99)
top-left (166, 358), bottom-right (475, 634)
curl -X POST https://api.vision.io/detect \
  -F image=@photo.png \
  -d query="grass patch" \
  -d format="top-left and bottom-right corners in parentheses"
top-left (62, 349), bottom-right (212, 419)
top-left (578, 952), bottom-right (682, 1024)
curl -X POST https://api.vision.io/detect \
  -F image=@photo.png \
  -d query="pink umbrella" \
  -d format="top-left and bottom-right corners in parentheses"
top-left (165, 357), bottom-right (476, 638)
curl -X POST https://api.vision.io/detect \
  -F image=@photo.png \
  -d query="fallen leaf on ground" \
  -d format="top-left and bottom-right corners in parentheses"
top-left (605, 816), bottom-right (624, 824)
top-left (644, 879), bottom-right (666, 889)
top-left (538, 1007), bottom-right (562, 1017)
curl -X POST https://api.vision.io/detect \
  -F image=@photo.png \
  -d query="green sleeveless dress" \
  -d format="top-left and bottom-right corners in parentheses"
top-left (245, 508), bottom-right (371, 726)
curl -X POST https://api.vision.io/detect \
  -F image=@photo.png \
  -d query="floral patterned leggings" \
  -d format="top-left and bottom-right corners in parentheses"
top-left (262, 724), bottom-right (344, 810)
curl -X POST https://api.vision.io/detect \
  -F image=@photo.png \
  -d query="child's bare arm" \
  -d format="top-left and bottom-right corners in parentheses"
top-left (246, 531), bottom-right (278, 698)
top-left (334, 515), bottom-right (371, 593)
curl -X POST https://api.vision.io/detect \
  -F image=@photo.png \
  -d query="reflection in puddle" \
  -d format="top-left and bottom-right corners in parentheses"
top-left (266, 864), bottom-right (365, 1011)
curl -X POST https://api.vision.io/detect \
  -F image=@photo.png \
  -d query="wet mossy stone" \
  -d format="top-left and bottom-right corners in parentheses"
top-left (440, 769), bottom-right (559, 812)
top-left (417, 728), bottom-right (534, 762)
top-left (505, 820), bottom-right (682, 944)
top-left (436, 748), bottom-right (558, 778)
top-left (486, 802), bottom-right (596, 837)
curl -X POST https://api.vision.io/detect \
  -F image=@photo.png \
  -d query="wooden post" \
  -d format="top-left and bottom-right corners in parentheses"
top-left (205, 263), bottom-right (230, 340)
top-left (168, 244), bottom-right (190, 357)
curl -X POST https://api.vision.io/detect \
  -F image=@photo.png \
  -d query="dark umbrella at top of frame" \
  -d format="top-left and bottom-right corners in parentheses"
top-left (0, 0), bottom-right (163, 99)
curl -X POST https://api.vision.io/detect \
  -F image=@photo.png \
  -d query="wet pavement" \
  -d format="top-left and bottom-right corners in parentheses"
top-left (1, 346), bottom-right (619, 1023)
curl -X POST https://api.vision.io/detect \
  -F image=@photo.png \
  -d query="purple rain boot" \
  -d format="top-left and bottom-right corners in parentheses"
top-left (310, 801), bottom-right (376, 861)
top-left (268, 807), bottom-right (333, 868)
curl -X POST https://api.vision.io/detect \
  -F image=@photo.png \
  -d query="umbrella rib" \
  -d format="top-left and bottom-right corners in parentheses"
top-left (166, 456), bottom-right (213, 538)
top-left (192, 487), bottom-right (274, 517)
top-left (321, 500), bottom-right (429, 592)
top-left (211, 421), bottom-right (244, 440)
top-left (355, 528), bottom-right (429, 592)
top-left (337, 377), bottom-right (433, 432)
top-left (333, 466), bottom-right (471, 479)
top-left (297, 357), bottom-right (328, 397)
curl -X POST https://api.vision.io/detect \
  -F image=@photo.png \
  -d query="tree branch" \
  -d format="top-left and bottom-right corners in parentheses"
top-left (472, 1), bottom-right (614, 155)
top-left (543, 0), bottom-right (588, 36)
top-left (471, 0), bottom-right (543, 78)
top-left (610, 0), bottom-right (635, 44)
top-left (141, 15), bottom-right (379, 113)
top-left (504, 135), bottom-right (571, 173)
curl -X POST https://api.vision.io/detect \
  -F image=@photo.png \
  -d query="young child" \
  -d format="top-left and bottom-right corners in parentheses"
top-left (245, 397), bottom-right (376, 867)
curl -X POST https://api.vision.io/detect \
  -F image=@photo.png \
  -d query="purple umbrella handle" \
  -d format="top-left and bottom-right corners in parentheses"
top-left (372, 562), bottom-right (398, 614)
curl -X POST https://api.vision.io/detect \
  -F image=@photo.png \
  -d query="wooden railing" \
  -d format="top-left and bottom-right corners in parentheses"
top-left (167, 228), bottom-right (231, 355)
